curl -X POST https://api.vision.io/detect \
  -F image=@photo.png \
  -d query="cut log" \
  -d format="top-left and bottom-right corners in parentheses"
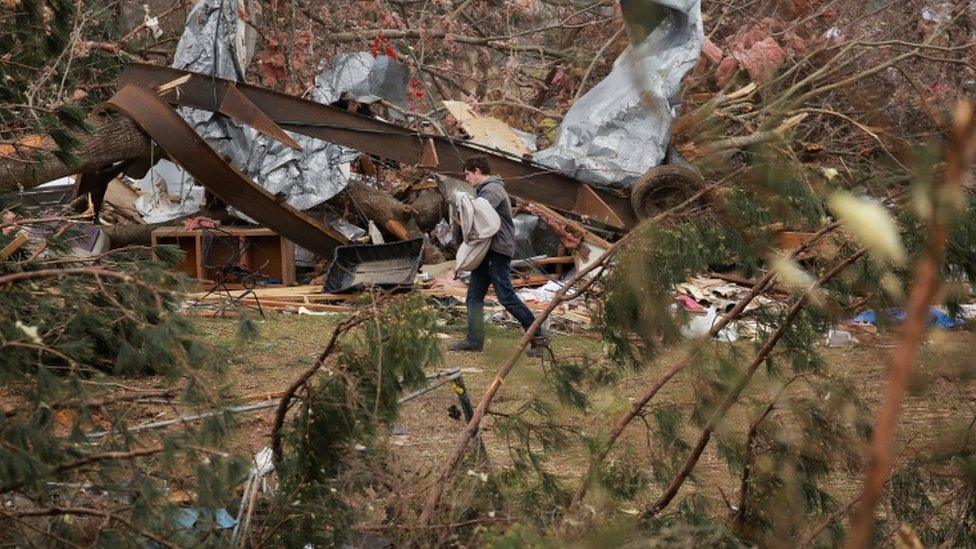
top-left (326, 180), bottom-right (425, 241)
top-left (322, 182), bottom-right (447, 262)
top-left (407, 188), bottom-right (445, 232)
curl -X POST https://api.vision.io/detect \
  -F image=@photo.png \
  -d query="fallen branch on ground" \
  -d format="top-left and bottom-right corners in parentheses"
top-left (0, 506), bottom-right (176, 548)
top-left (0, 445), bottom-right (166, 494)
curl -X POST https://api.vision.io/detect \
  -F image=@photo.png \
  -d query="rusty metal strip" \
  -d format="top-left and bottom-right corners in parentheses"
top-left (118, 64), bottom-right (637, 230)
top-left (219, 85), bottom-right (301, 150)
top-left (105, 84), bottom-right (347, 257)
top-left (574, 184), bottom-right (625, 228)
top-left (75, 160), bottom-right (133, 222)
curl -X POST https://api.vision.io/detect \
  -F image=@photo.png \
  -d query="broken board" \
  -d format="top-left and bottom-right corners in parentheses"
top-left (442, 101), bottom-right (534, 157)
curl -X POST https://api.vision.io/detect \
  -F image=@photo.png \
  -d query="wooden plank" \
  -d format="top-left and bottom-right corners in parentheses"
top-left (187, 288), bottom-right (355, 304)
top-left (0, 231), bottom-right (29, 260)
top-left (210, 297), bottom-right (351, 312)
top-left (512, 275), bottom-right (554, 287)
top-left (280, 238), bottom-right (295, 286)
top-left (194, 233), bottom-right (204, 281)
top-left (523, 202), bottom-right (613, 249)
top-left (185, 284), bottom-right (335, 299)
top-left (512, 256), bottom-right (574, 267)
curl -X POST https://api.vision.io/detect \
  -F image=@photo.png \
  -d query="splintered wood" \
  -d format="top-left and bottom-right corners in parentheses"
top-left (182, 280), bottom-right (593, 328)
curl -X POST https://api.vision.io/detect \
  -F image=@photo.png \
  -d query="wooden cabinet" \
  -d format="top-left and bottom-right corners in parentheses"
top-left (150, 226), bottom-right (296, 286)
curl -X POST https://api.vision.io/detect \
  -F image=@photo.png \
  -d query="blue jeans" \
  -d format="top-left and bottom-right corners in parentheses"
top-left (466, 250), bottom-right (538, 345)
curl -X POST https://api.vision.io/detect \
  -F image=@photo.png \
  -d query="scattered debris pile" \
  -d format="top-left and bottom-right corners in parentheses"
top-left (14, 0), bottom-right (975, 344)
top-left (9, 0), bottom-right (711, 329)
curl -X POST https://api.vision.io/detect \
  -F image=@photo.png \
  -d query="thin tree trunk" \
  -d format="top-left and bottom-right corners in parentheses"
top-left (845, 104), bottom-right (976, 549)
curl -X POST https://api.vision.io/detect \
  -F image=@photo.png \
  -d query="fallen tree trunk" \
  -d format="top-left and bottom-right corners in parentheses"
top-left (101, 216), bottom-right (202, 248)
top-left (328, 181), bottom-right (424, 241)
top-left (102, 222), bottom-right (163, 248)
top-left (327, 181), bottom-right (446, 262)
top-left (0, 113), bottom-right (150, 192)
top-left (407, 189), bottom-right (445, 232)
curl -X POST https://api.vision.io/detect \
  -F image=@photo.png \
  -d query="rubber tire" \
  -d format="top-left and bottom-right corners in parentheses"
top-left (630, 164), bottom-right (704, 220)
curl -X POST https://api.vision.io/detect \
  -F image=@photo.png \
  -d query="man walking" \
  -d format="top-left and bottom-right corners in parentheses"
top-left (450, 155), bottom-right (548, 355)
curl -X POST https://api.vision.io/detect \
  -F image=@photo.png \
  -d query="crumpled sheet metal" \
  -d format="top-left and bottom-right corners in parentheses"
top-left (173, 0), bottom-right (247, 80)
top-left (106, 84), bottom-right (347, 257)
top-left (513, 213), bottom-right (560, 259)
top-left (533, 0), bottom-right (703, 190)
top-left (121, 64), bottom-right (637, 229)
top-left (131, 159), bottom-right (207, 224)
top-left (313, 52), bottom-right (409, 109)
top-left (170, 0), bottom-right (356, 213)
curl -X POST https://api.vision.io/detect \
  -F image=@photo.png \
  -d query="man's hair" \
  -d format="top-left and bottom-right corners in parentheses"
top-left (462, 155), bottom-right (492, 175)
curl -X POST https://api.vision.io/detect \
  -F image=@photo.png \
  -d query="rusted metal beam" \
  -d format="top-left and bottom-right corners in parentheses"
top-left (105, 85), bottom-right (347, 257)
top-left (117, 64), bottom-right (637, 230)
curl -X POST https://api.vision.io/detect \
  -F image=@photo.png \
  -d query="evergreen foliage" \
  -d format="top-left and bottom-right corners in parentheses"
top-left (0, 0), bottom-right (128, 165)
top-left (266, 295), bottom-right (442, 547)
top-left (462, 144), bottom-right (976, 546)
top-left (0, 195), bottom-right (246, 545)
top-left (3, 0), bottom-right (976, 545)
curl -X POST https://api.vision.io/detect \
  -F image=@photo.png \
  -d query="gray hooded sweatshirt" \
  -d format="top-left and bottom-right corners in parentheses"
top-left (475, 175), bottom-right (517, 258)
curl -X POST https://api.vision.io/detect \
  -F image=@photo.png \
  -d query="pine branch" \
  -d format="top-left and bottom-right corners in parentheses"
top-left (4, 389), bottom-right (179, 418)
top-left (735, 373), bottom-right (810, 527)
top-left (0, 445), bottom-right (165, 494)
top-left (0, 268), bottom-right (165, 308)
top-left (646, 247), bottom-right (867, 518)
top-left (567, 222), bottom-right (843, 510)
top-left (799, 492), bottom-right (863, 547)
top-left (269, 293), bottom-right (397, 463)
top-left (0, 506), bottom-right (176, 548)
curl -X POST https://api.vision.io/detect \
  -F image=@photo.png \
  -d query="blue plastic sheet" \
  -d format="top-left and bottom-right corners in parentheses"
top-left (172, 507), bottom-right (237, 530)
top-left (850, 308), bottom-right (963, 330)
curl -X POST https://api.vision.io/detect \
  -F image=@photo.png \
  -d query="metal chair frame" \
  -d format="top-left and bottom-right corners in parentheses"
top-left (191, 227), bottom-right (271, 318)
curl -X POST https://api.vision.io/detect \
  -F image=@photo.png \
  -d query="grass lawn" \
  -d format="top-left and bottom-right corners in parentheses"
top-left (190, 310), bottom-right (976, 525)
